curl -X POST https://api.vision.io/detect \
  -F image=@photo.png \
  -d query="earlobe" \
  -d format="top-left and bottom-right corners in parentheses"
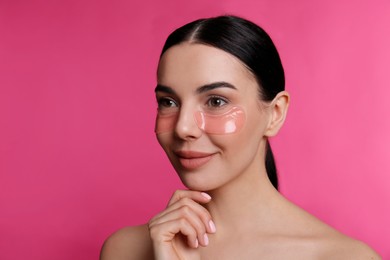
top-left (264, 91), bottom-right (290, 137)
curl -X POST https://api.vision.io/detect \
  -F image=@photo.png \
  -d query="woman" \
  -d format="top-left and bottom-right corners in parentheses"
top-left (101, 15), bottom-right (380, 259)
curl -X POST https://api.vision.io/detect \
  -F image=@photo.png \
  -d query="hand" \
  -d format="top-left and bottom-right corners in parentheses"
top-left (148, 190), bottom-right (217, 260)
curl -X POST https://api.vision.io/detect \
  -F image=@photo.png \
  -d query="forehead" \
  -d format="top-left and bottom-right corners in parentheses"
top-left (157, 43), bottom-right (256, 89)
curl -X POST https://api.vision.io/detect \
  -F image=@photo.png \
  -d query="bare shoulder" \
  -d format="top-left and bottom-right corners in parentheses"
top-left (277, 197), bottom-right (381, 259)
top-left (317, 234), bottom-right (381, 260)
top-left (304, 212), bottom-right (381, 259)
top-left (100, 224), bottom-right (153, 260)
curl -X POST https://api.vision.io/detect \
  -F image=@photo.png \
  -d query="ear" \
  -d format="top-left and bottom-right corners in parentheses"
top-left (264, 91), bottom-right (290, 137)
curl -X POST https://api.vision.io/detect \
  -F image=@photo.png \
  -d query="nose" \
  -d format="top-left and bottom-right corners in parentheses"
top-left (174, 105), bottom-right (203, 141)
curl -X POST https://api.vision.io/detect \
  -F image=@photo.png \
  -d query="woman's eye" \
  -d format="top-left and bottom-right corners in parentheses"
top-left (207, 96), bottom-right (228, 107)
top-left (157, 98), bottom-right (178, 109)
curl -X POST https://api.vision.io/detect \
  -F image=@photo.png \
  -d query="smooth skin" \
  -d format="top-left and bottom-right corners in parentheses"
top-left (100, 43), bottom-right (381, 260)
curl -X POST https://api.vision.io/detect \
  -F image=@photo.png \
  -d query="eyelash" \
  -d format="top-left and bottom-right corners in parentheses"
top-left (206, 95), bottom-right (229, 108)
top-left (156, 95), bottom-right (229, 110)
top-left (157, 97), bottom-right (178, 109)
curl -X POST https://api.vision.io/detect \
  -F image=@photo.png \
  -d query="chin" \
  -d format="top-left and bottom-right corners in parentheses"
top-left (182, 182), bottom-right (216, 192)
top-left (177, 171), bottom-right (220, 192)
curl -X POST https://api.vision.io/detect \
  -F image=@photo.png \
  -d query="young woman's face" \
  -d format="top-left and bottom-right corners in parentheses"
top-left (156, 43), bottom-right (271, 191)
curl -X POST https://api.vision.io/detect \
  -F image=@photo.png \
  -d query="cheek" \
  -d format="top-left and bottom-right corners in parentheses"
top-left (156, 133), bottom-right (171, 157)
top-left (154, 112), bottom-right (178, 134)
top-left (211, 107), bottom-right (266, 157)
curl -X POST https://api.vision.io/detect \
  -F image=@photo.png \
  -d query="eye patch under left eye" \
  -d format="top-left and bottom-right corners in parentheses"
top-left (194, 106), bottom-right (245, 134)
top-left (155, 106), bottom-right (245, 135)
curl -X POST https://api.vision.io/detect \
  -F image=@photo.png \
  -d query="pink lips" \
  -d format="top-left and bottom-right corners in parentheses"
top-left (174, 151), bottom-right (215, 170)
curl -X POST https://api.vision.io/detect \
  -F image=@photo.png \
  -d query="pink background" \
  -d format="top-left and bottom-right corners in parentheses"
top-left (1, 0), bottom-right (389, 259)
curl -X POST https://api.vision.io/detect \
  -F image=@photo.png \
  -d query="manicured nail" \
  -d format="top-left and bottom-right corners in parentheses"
top-left (203, 233), bottom-right (209, 246)
top-left (195, 238), bottom-right (199, 248)
top-left (209, 220), bottom-right (216, 233)
top-left (201, 192), bottom-right (211, 200)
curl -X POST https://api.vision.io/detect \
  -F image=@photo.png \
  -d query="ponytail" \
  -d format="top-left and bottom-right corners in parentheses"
top-left (265, 140), bottom-right (278, 190)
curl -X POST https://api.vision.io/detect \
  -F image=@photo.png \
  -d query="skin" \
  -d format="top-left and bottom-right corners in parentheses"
top-left (100, 43), bottom-right (381, 260)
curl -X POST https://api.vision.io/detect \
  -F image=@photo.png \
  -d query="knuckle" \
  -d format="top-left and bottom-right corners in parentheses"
top-left (148, 223), bottom-right (169, 243)
top-left (201, 208), bottom-right (212, 220)
top-left (178, 218), bottom-right (188, 227)
top-left (180, 197), bottom-right (192, 204)
top-left (147, 221), bottom-right (153, 230)
top-left (194, 224), bottom-right (205, 234)
top-left (172, 190), bottom-right (183, 199)
top-left (196, 219), bottom-right (206, 232)
top-left (148, 217), bottom-right (155, 226)
top-left (148, 224), bottom-right (159, 239)
top-left (148, 216), bottom-right (159, 227)
top-left (180, 205), bottom-right (191, 215)
top-left (198, 211), bottom-right (211, 228)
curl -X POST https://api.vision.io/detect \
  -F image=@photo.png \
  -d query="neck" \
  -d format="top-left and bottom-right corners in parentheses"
top-left (204, 162), bottom-right (282, 236)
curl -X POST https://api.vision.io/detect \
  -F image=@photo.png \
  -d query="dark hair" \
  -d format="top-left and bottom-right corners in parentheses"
top-left (159, 15), bottom-right (285, 190)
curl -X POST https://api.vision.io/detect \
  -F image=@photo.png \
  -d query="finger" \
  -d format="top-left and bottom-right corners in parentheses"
top-left (150, 205), bottom-right (209, 246)
top-left (153, 197), bottom-right (215, 234)
top-left (168, 190), bottom-right (211, 206)
top-left (149, 205), bottom-right (209, 246)
top-left (149, 218), bottom-right (199, 249)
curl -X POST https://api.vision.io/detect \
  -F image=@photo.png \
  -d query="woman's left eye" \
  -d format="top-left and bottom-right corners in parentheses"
top-left (207, 96), bottom-right (228, 107)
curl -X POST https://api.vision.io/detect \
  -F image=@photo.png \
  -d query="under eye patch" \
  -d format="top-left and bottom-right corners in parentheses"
top-left (155, 106), bottom-right (245, 135)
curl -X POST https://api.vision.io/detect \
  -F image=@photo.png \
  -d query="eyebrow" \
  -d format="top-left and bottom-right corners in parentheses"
top-left (154, 84), bottom-right (176, 94)
top-left (196, 82), bottom-right (237, 94)
top-left (155, 82), bottom-right (237, 94)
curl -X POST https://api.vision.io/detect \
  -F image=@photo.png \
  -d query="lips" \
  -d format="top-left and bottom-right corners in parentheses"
top-left (174, 150), bottom-right (216, 170)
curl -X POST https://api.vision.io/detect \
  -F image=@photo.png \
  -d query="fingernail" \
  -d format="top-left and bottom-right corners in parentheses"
top-left (195, 238), bottom-right (199, 248)
top-left (203, 233), bottom-right (209, 246)
top-left (201, 192), bottom-right (211, 200)
top-left (209, 220), bottom-right (216, 233)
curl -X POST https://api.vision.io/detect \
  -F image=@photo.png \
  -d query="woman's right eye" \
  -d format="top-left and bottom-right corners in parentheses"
top-left (157, 97), bottom-right (178, 109)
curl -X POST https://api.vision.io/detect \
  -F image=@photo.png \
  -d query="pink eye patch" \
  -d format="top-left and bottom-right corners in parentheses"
top-left (155, 106), bottom-right (245, 135)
